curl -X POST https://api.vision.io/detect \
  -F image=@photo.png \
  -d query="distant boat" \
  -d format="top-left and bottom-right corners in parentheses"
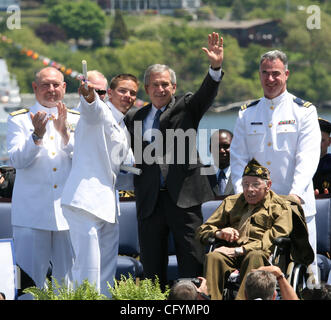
top-left (0, 59), bottom-right (21, 118)
top-left (0, 59), bottom-right (22, 165)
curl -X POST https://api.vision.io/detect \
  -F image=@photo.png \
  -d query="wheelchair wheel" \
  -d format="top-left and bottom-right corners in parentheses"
top-left (291, 264), bottom-right (306, 296)
top-left (286, 261), bottom-right (295, 285)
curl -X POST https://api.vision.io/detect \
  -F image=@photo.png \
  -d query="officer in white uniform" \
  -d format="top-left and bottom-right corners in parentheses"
top-left (230, 50), bottom-right (321, 283)
top-left (7, 67), bottom-right (80, 292)
top-left (61, 73), bottom-right (136, 296)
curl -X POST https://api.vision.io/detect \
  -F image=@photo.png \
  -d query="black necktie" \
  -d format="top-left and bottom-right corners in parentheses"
top-left (217, 169), bottom-right (226, 195)
top-left (151, 109), bottom-right (165, 187)
top-left (151, 109), bottom-right (162, 142)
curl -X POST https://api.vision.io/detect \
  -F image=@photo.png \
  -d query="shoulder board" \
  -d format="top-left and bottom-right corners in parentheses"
top-left (9, 108), bottom-right (29, 117)
top-left (241, 99), bottom-right (260, 111)
top-left (293, 97), bottom-right (312, 108)
top-left (67, 108), bottom-right (80, 115)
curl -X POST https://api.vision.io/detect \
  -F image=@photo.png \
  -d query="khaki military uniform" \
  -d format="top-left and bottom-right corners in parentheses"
top-left (196, 190), bottom-right (293, 300)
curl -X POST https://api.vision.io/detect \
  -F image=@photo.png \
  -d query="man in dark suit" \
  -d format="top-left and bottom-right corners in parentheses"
top-left (313, 118), bottom-right (331, 195)
top-left (208, 129), bottom-right (234, 197)
top-left (125, 32), bottom-right (224, 288)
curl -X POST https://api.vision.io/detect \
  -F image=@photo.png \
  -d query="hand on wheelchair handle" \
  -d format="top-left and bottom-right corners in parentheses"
top-left (216, 227), bottom-right (239, 242)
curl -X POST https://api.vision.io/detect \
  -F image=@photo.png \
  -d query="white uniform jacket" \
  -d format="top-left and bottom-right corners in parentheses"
top-left (230, 90), bottom-right (321, 217)
top-left (61, 94), bottom-right (131, 223)
top-left (7, 102), bottom-right (80, 230)
top-left (106, 101), bottom-right (134, 191)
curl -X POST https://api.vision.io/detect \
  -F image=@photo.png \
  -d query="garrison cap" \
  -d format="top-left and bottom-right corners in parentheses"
top-left (243, 158), bottom-right (270, 180)
top-left (318, 117), bottom-right (331, 134)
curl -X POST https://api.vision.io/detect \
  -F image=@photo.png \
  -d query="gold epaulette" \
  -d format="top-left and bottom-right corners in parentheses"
top-left (9, 108), bottom-right (29, 117)
top-left (240, 99), bottom-right (260, 111)
top-left (67, 108), bottom-right (80, 115)
top-left (293, 97), bottom-right (312, 108)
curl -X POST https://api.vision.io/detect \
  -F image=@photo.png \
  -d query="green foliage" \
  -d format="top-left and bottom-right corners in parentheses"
top-left (109, 10), bottom-right (129, 47)
top-left (1, 3), bottom-right (331, 105)
top-left (108, 274), bottom-right (169, 300)
top-left (24, 277), bottom-right (108, 300)
top-left (48, 0), bottom-right (106, 46)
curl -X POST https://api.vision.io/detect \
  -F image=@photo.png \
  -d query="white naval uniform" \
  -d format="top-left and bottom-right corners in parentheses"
top-left (61, 94), bottom-right (131, 296)
top-left (230, 90), bottom-right (321, 281)
top-left (7, 102), bottom-right (80, 288)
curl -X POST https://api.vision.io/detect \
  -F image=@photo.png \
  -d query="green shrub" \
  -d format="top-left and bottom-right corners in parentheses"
top-left (108, 274), bottom-right (169, 300)
top-left (23, 277), bottom-right (108, 300)
top-left (23, 274), bottom-right (170, 300)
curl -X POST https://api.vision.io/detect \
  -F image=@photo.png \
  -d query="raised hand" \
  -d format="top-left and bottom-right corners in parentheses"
top-left (202, 32), bottom-right (224, 69)
top-left (53, 101), bottom-right (68, 135)
top-left (30, 111), bottom-right (48, 138)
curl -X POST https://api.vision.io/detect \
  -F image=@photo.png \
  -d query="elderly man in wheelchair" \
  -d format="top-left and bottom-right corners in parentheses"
top-left (196, 158), bottom-right (314, 300)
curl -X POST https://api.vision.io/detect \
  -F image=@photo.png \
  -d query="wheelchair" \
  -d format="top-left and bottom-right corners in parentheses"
top-left (208, 235), bottom-right (312, 300)
top-left (206, 196), bottom-right (315, 300)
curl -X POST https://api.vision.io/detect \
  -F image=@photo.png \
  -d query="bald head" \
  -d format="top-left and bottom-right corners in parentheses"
top-left (33, 67), bottom-right (66, 108)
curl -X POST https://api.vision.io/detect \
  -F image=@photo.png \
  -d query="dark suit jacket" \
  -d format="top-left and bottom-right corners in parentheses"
top-left (125, 71), bottom-right (223, 220)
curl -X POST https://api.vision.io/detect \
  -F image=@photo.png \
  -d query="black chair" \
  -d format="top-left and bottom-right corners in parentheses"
top-left (116, 200), bottom-right (143, 280)
top-left (315, 197), bottom-right (331, 283)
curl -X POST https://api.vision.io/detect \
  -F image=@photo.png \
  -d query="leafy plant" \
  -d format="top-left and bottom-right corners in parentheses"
top-left (108, 274), bottom-right (169, 300)
top-left (23, 277), bottom-right (108, 300)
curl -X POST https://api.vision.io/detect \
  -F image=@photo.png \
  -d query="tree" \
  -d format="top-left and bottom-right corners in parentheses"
top-left (48, 0), bottom-right (106, 47)
top-left (109, 10), bottom-right (129, 47)
top-left (35, 23), bottom-right (67, 44)
top-left (231, 0), bottom-right (245, 21)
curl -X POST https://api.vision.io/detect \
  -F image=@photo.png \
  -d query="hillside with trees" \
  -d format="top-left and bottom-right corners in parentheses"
top-left (0, 0), bottom-right (330, 107)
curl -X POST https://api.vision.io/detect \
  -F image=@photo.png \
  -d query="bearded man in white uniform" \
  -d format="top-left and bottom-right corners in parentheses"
top-left (7, 67), bottom-right (80, 292)
top-left (230, 50), bottom-right (321, 283)
top-left (61, 72), bottom-right (137, 296)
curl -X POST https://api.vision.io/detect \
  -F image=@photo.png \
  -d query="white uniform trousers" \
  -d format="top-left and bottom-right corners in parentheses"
top-left (62, 206), bottom-right (119, 297)
top-left (306, 215), bottom-right (319, 285)
top-left (13, 226), bottom-right (74, 289)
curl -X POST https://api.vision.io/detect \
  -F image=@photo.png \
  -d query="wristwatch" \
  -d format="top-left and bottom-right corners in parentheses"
top-left (234, 247), bottom-right (244, 257)
top-left (32, 132), bottom-right (43, 142)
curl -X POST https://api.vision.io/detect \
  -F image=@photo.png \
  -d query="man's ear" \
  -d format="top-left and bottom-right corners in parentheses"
top-left (272, 290), bottom-right (277, 300)
top-left (266, 179), bottom-right (272, 191)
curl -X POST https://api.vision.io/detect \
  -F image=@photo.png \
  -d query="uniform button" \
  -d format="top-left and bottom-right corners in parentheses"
top-left (266, 161), bottom-right (271, 165)
top-left (267, 142), bottom-right (272, 147)
top-left (50, 136), bottom-right (54, 140)
top-left (270, 106), bottom-right (274, 110)
top-left (268, 123), bottom-right (272, 128)
top-left (53, 168), bottom-right (57, 172)
top-left (54, 184), bottom-right (58, 189)
top-left (52, 152), bottom-right (56, 156)
top-left (254, 130), bottom-right (256, 133)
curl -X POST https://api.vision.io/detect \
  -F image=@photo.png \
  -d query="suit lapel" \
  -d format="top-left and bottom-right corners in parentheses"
top-left (134, 104), bottom-right (152, 122)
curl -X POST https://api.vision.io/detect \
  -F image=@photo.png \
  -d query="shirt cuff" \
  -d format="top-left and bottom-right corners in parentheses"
top-left (208, 67), bottom-right (223, 82)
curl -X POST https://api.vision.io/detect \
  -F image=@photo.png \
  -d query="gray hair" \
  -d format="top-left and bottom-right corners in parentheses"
top-left (168, 280), bottom-right (198, 300)
top-left (144, 64), bottom-right (176, 86)
top-left (245, 270), bottom-right (277, 300)
top-left (87, 70), bottom-right (108, 89)
top-left (260, 50), bottom-right (288, 71)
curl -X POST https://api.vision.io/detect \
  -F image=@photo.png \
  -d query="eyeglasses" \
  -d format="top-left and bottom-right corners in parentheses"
top-left (95, 89), bottom-right (107, 96)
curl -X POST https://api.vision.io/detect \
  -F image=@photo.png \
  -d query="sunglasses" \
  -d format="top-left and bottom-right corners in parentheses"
top-left (95, 89), bottom-right (107, 95)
